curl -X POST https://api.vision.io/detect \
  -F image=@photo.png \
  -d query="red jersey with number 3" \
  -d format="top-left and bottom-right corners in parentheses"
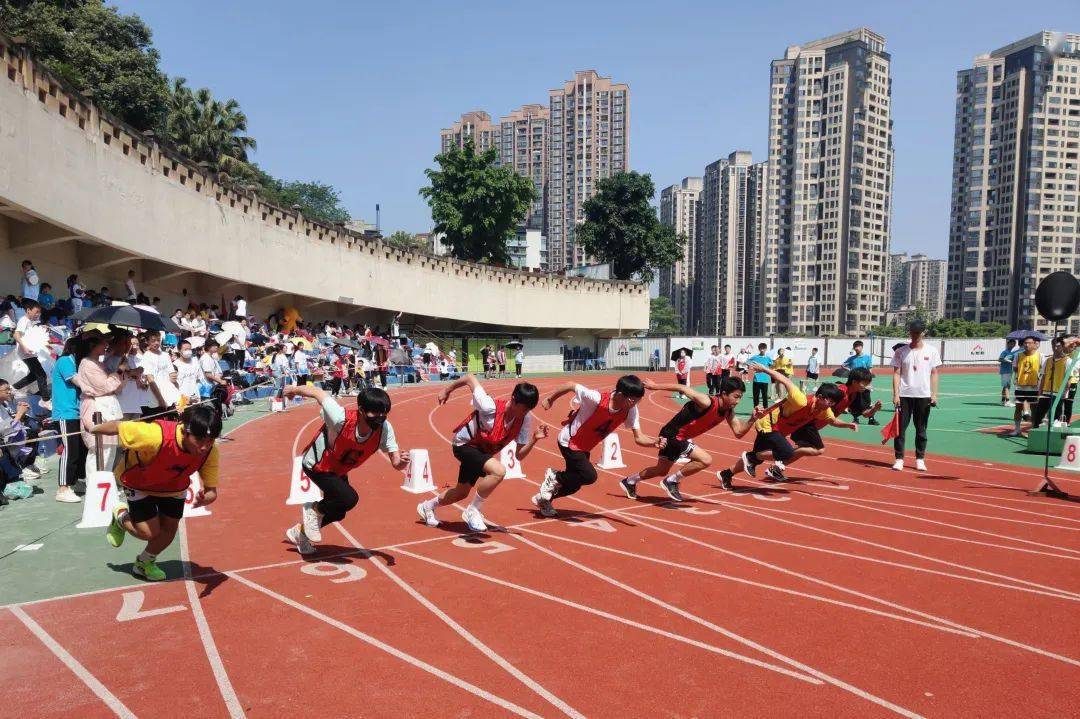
top-left (666, 397), bottom-right (730, 441)
top-left (119, 420), bottom-right (209, 493)
top-left (454, 399), bottom-right (524, 454)
top-left (307, 409), bottom-right (382, 475)
top-left (565, 391), bottom-right (629, 452)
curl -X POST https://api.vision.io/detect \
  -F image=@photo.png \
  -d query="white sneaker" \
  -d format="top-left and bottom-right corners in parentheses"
top-left (55, 486), bottom-right (81, 503)
top-left (285, 525), bottom-right (316, 555)
top-left (21, 466), bottom-right (41, 483)
top-left (539, 468), bottom-right (560, 501)
top-left (741, 451), bottom-right (758, 478)
top-left (891, 459), bottom-right (904, 471)
top-left (915, 459), bottom-right (927, 472)
top-left (301, 502), bottom-right (322, 541)
top-left (38, 400), bottom-right (52, 412)
top-left (531, 493), bottom-right (558, 518)
top-left (34, 456), bottom-right (49, 474)
top-left (417, 499), bottom-right (440, 527)
top-left (462, 506), bottom-right (488, 532)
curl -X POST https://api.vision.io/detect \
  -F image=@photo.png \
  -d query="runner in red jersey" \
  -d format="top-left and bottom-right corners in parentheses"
top-left (418, 374), bottom-right (546, 532)
top-left (621, 376), bottom-right (762, 502)
top-left (534, 375), bottom-right (662, 517)
top-left (282, 383), bottom-right (409, 555)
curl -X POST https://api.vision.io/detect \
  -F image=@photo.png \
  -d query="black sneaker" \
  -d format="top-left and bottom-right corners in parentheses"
top-left (741, 451), bottom-right (758, 478)
top-left (619, 478), bottom-right (638, 500)
top-left (766, 465), bottom-right (787, 483)
top-left (852, 417), bottom-right (861, 425)
top-left (661, 478), bottom-right (684, 502)
top-left (719, 471), bottom-right (733, 490)
top-left (867, 417), bottom-right (880, 426)
top-left (73, 480), bottom-right (87, 496)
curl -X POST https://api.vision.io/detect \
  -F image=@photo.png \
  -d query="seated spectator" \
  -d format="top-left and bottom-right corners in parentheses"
top-left (0, 379), bottom-right (44, 491)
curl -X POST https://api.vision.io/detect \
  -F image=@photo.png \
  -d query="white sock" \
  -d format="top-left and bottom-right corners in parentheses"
top-left (666, 471), bottom-right (684, 483)
top-left (424, 497), bottom-right (439, 511)
top-left (625, 472), bottom-right (641, 485)
top-left (469, 494), bottom-right (485, 510)
top-left (137, 550), bottom-right (157, 563)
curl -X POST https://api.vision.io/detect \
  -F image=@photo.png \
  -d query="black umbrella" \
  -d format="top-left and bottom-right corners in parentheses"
top-left (331, 337), bottom-right (364, 351)
top-left (1005, 329), bottom-right (1048, 341)
top-left (505, 341), bottom-right (524, 350)
top-left (72, 304), bottom-right (181, 332)
top-left (670, 347), bottom-right (693, 361)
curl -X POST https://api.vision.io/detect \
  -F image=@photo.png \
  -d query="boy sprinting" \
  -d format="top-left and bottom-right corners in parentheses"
top-left (418, 374), bottom-right (546, 531)
top-left (95, 405), bottom-right (221, 581)
top-left (283, 383), bottom-right (409, 555)
top-left (832, 368), bottom-right (883, 425)
top-left (718, 363), bottom-right (856, 489)
top-left (621, 376), bottom-right (761, 501)
top-left (535, 375), bottom-right (661, 517)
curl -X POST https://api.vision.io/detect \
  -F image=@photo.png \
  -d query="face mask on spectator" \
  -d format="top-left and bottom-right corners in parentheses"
top-left (181, 349), bottom-right (193, 359)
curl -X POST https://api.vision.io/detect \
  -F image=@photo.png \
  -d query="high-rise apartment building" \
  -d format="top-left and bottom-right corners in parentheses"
top-left (903, 254), bottom-right (947, 320)
top-left (547, 70), bottom-right (630, 271)
top-left (694, 152), bottom-right (768, 336)
top-left (887, 252), bottom-right (908, 311)
top-left (499, 104), bottom-right (549, 231)
top-left (440, 111), bottom-right (502, 157)
top-left (946, 31), bottom-right (1080, 334)
top-left (659, 177), bottom-right (703, 332)
top-left (763, 28), bottom-right (894, 335)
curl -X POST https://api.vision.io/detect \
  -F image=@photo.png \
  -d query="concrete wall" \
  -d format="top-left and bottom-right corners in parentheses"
top-left (0, 40), bottom-right (648, 334)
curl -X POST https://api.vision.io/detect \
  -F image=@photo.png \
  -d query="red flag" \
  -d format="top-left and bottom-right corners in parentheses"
top-left (880, 409), bottom-right (901, 445)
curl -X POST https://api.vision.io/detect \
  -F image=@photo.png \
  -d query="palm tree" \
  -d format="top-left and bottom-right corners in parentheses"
top-left (163, 78), bottom-right (257, 177)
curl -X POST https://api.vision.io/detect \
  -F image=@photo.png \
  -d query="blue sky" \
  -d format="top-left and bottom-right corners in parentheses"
top-left (114, 0), bottom-right (1079, 258)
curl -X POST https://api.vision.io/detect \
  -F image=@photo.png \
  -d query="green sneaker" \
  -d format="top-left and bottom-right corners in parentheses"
top-left (133, 558), bottom-right (166, 582)
top-left (106, 506), bottom-right (128, 548)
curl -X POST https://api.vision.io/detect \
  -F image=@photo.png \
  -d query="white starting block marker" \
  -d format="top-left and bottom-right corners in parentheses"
top-left (1058, 435), bottom-right (1080, 473)
top-left (500, 441), bottom-right (525, 479)
top-left (183, 472), bottom-right (211, 518)
top-left (287, 456), bottom-right (323, 505)
top-left (597, 433), bottom-right (626, 470)
top-left (401, 449), bottom-right (436, 493)
top-left (270, 397), bottom-right (285, 412)
top-left (77, 470), bottom-right (121, 529)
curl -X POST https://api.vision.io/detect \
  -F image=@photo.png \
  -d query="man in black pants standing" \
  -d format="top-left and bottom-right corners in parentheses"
top-left (891, 320), bottom-right (940, 473)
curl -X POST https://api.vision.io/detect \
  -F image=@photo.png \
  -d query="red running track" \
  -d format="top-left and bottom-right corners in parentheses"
top-left (4, 374), bottom-right (1079, 718)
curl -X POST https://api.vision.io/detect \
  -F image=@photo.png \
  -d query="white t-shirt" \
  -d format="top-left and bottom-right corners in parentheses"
top-left (424, 342), bottom-right (439, 356)
top-left (718, 352), bottom-right (735, 370)
top-left (199, 352), bottom-right (222, 379)
top-left (453, 385), bottom-right (532, 447)
top-left (294, 350), bottom-right (309, 374)
top-left (735, 350), bottom-right (750, 365)
top-left (118, 353), bottom-right (153, 414)
top-left (514, 351), bottom-right (523, 364)
top-left (14, 315), bottom-right (38, 358)
top-left (703, 354), bottom-right (719, 373)
top-left (174, 357), bottom-right (205, 400)
top-left (124, 278), bottom-right (137, 298)
top-left (891, 343), bottom-right (942, 398)
top-left (234, 299), bottom-right (247, 318)
top-left (142, 349), bottom-right (179, 407)
top-left (558, 385), bottom-right (638, 447)
top-left (189, 317), bottom-right (207, 336)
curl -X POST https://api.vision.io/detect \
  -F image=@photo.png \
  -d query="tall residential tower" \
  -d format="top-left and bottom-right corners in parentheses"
top-left (440, 111), bottom-right (502, 156)
top-left (763, 28), bottom-right (894, 335)
top-left (658, 177), bottom-right (703, 331)
top-left (499, 104), bottom-right (549, 231)
top-left (946, 31), bottom-right (1080, 333)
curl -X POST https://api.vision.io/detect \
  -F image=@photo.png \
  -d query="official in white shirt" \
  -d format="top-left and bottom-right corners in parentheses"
top-left (890, 319), bottom-right (941, 472)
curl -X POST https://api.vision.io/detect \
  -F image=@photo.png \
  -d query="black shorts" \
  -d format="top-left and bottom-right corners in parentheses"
top-left (806, 372), bottom-right (819, 380)
top-left (752, 431), bottom-right (796, 463)
top-left (453, 444), bottom-right (495, 485)
top-left (125, 492), bottom-right (185, 523)
top-left (1014, 388), bottom-right (1039, 406)
top-left (848, 389), bottom-right (872, 417)
top-left (790, 424), bottom-right (824, 450)
top-left (659, 436), bottom-right (693, 462)
top-left (498, 364), bottom-right (506, 372)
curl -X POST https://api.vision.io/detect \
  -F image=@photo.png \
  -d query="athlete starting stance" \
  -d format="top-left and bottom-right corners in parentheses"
top-left (718, 363), bottom-right (855, 489)
top-left (284, 384), bottom-right (409, 555)
top-left (621, 376), bottom-right (761, 502)
top-left (418, 374), bottom-right (546, 531)
top-left (535, 375), bottom-right (661, 517)
top-left (96, 404), bottom-right (221, 581)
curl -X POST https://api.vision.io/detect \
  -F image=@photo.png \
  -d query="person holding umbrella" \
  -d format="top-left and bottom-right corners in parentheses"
top-left (672, 348), bottom-right (691, 387)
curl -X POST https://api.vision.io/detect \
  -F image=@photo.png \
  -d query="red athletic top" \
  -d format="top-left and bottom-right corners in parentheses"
top-left (660, 397), bottom-right (731, 441)
top-left (454, 399), bottom-right (524, 454)
top-left (675, 358), bottom-right (690, 376)
top-left (773, 397), bottom-right (827, 435)
top-left (306, 409), bottom-right (383, 476)
top-left (564, 391), bottom-right (630, 452)
top-left (119, 420), bottom-right (209, 494)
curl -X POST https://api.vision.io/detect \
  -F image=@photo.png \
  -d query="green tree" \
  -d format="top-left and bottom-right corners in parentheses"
top-left (163, 77), bottom-right (256, 177)
top-left (270, 179), bottom-right (350, 225)
top-left (419, 138), bottom-right (534, 264)
top-left (649, 296), bottom-right (680, 335)
top-left (576, 172), bottom-right (683, 283)
top-left (386, 230), bottom-right (427, 252)
top-left (1, 0), bottom-right (170, 130)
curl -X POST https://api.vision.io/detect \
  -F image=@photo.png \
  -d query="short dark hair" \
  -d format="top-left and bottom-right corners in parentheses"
top-left (358, 387), bottom-right (391, 414)
top-left (815, 383), bottom-right (845, 404)
top-left (724, 344), bottom-right (731, 350)
top-left (182, 404), bottom-right (222, 439)
top-left (511, 382), bottom-right (540, 409)
top-left (179, 339), bottom-right (191, 349)
top-left (0, 379), bottom-right (10, 388)
top-left (205, 340), bottom-right (219, 350)
top-left (847, 367), bottom-right (873, 385)
top-left (718, 376), bottom-right (746, 395)
top-left (22, 299), bottom-right (40, 311)
top-left (852, 340), bottom-right (864, 349)
top-left (615, 374), bottom-right (645, 398)
top-left (758, 343), bottom-right (767, 351)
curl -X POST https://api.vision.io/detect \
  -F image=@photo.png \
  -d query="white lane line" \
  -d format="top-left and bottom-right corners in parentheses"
top-left (716, 500), bottom-right (1080, 600)
top-left (10, 606), bottom-right (138, 718)
top-left (332, 523), bottom-right (587, 719)
top-left (730, 497), bottom-right (1080, 561)
top-left (179, 522), bottom-right (245, 718)
top-left (512, 531), bottom-right (925, 719)
top-left (226, 571), bottom-right (544, 719)
top-left (513, 527), bottom-right (977, 638)
top-left (389, 547), bottom-right (821, 683)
